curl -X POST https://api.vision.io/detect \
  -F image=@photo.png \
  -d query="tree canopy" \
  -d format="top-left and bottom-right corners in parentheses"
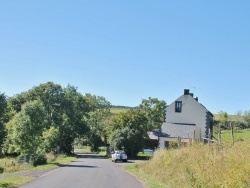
top-left (1, 84), bottom-right (170, 160)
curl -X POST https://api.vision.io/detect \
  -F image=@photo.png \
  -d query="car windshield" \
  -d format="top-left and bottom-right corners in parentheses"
top-left (116, 150), bottom-right (125, 154)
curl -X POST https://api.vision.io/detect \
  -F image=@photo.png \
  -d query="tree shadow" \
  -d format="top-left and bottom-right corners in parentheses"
top-left (128, 155), bottom-right (152, 161)
top-left (77, 154), bottom-right (107, 159)
top-left (53, 162), bottom-right (98, 168)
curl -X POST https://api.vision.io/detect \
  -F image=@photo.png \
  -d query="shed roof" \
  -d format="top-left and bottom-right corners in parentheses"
top-left (161, 122), bottom-right (196, 138)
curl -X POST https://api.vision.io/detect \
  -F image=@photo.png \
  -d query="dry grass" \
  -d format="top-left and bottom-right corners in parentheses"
top-left (139, 140), bottom-right (250, 188)
top-left (0, 158), bottom-right (32, 173)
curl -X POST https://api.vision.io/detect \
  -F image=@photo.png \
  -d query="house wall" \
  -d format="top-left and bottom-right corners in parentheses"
top-left (164, 94), bottom-right (209, 139)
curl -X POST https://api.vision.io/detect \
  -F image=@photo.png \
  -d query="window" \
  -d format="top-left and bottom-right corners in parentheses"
top-left (175, 101), bottom-right (182, 112)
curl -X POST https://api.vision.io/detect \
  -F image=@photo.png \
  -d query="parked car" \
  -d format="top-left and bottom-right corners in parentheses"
top-left (111, 150), bottom-right (127, 162)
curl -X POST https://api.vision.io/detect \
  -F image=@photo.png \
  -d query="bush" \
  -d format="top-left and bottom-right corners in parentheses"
top-left (33, 154), bottom-right (47, 166)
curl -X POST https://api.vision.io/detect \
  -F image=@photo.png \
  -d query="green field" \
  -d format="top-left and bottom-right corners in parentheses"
top-left (213, 113), bottom-right (245, 122)
top-left (220, 128), bottom-right (250, 143)
top-left (110, 108), bottom-right (131, 114)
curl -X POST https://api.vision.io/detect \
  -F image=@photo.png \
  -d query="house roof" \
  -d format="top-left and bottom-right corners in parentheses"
top-left (161, 122), bottom-right (196, 138)
top-left (147, 129), bottom-right (169, 140)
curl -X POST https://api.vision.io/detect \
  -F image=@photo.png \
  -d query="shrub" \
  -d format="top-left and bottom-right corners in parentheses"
top-left (33, 154), bottom-right (47, 166)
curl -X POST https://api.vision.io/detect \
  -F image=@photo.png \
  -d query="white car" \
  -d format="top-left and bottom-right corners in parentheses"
top-left (111, 150), bottom-right (128, 162)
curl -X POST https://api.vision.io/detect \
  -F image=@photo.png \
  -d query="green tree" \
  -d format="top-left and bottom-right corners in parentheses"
top-left (57, 85), bottom-right (89, 153)
top-left (29, 82), bottom-right (65, 129)
top-left (42, 126), bottom-right (59, 153)
top-left (138, 97), bottom-right (166, 130)
top-left (244, 110), bottom-right (250, 128)
top-left (107, 109), bottom-right (147, 157)
top-left (84, 94), bottom-right (111, 151)
top-left (5, 100), bottom-right (46, 156)
top-left (0, 92), bottom-right (7, 155)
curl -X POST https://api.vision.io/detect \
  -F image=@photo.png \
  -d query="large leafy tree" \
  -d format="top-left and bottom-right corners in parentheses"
top-left (29, 82), bottom-right (65, 129)
top-left (138, 97), bottom-right (166, 130)
top-left (107, 109), bottom-right (147, 157)
top-left (58, 85), bottom-right (89, 153)
top-left (4, 82), bottom-right (90, 155)
top-left (29, 82), bottom-right (89, 154)
top-left (84, 94), bottom-right (111, 151)
top-left (5, 100), bottom-right (46, 155)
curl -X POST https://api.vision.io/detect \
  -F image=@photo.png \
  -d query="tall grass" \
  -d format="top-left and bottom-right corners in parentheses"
top-left (0, 158), bottom-right (32, 173)
top-left (136, 140), bottom-right (250, 187)
top-left (0, 154), bottom-right (76, 173)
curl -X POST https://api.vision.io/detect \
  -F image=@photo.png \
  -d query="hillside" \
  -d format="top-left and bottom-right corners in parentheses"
top-left (110, 106), bottom-right (135, 114)
top-left (213, 114), bottom-right (245, 122)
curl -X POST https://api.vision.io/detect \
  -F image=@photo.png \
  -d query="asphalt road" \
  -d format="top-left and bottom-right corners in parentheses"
top-left (19, 154), bottom-right (143, 188)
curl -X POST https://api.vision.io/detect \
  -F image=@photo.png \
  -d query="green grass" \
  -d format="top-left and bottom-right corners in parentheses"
top-left (220, 128), bottom-right (250, 143)
top-left (110, 108), bottom-right (130, 114)
top-left (0, 154), bottom-right (76, 187)
top-left (0, 154), bottom-right (76, 173)
top-left (0, 176), bottom-right (33, 188)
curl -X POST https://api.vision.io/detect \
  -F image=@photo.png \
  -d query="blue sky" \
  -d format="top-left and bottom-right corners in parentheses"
top-left (0, 1), bottom-right (249, 114)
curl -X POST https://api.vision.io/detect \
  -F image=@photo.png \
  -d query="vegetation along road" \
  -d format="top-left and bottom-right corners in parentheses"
top-left (19, 154), bottom-right (142, 188)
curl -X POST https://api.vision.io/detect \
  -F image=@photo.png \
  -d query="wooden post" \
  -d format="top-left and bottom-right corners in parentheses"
top-left (218, 123), bottom-right (221, 145)
top-left (208, 130), bottom-right (211, 145)
top-left (177, 136), bottom-right (181, 148)
top-left (199, 128), bottom-right (202, 142)
top-left (192, 129), bottom-right (195, 144)
top-left (231, 122), bottom-right (234, 145)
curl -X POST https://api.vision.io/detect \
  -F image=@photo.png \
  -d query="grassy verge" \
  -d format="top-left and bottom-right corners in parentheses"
top-left (0, 154), bottom-right (76, 187)
top-left (126, 139), bottom-right (250, 188)
top-left (0, 176), bottom-right (33, 188)
top-left (124, 163), bottom-right (167, 188)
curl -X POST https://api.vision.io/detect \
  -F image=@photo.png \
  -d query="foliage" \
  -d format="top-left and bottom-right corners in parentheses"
top-left (244, 110), bottom-right (250, 128)
top-left (137, 97), bottom-right (166, 130)
top-left (110, 108), bottom-right (129, 114)
top-left (84, 94), bottom-right (111, 151)
top-left (213, 111), bottom-right (247, 130)
top-left (42, 126), bottom-right (60, 153)
top-left (4, 100), bottom-right (46, 156)
top-left (0, 92), bottom-right (7, 156)
top-left (107, 109), bottom-right (147, 157)
top-left (3, 82), bottom-right (90, 156)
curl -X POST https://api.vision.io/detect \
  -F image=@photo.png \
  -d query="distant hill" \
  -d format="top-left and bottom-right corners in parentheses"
top-left (213, 114), bottom-right (245, 122)
top-left (110, 105), bottom-right (135, 114)
top-left (111, 105), bottom-right (136, 109)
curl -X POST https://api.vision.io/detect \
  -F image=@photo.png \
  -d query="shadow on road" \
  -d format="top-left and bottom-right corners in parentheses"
top-left (76, 154), bottom-right (107, 159)
top-left (53, 162), bottom-right (98, 168)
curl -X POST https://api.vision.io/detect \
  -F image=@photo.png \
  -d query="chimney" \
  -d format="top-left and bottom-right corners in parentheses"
top-left (195, 97), bottom-right (198, 101)
top-left (184, 89), bottom-right (190, 95)
top-left (189, 93), bottom-right (194, 97)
